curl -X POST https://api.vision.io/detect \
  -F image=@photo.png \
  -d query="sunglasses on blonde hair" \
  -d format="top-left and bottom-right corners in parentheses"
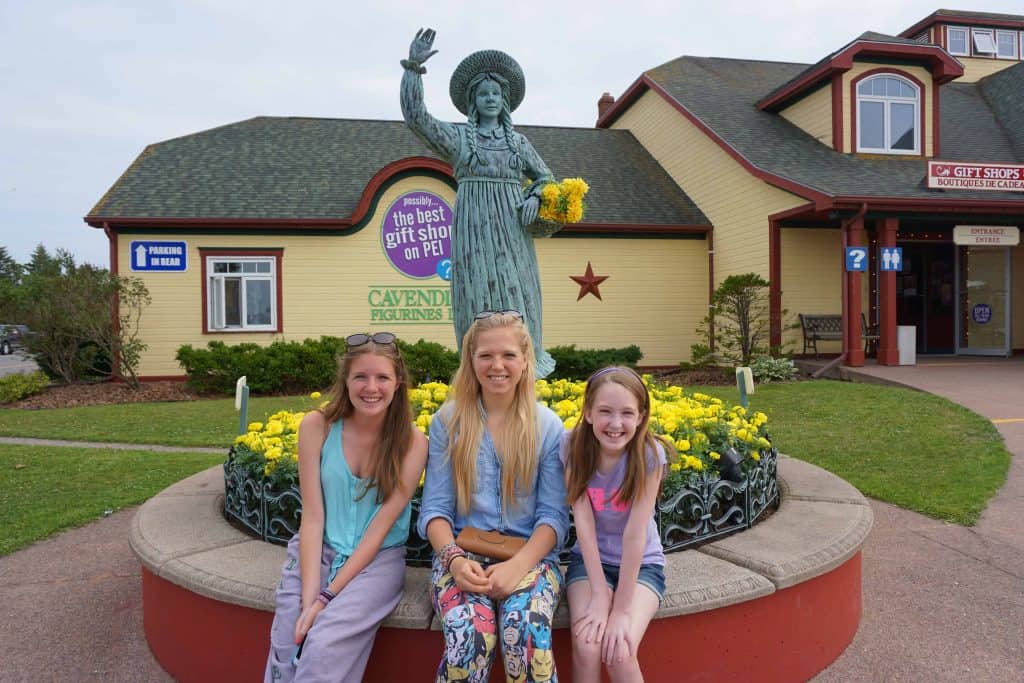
top-left (474, 309), bottom-right (523, 321)
top-left (345, 332), bottom-right (397, 348)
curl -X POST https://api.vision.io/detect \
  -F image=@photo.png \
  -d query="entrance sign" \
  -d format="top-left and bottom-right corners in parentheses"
top-left (381, 190), bottom-right (453, 279)
top-left (953, 225), bottom-right (1020, 246)
top-left (927, 161), bottom-right (1024, 191)
top-left (879, 247), bottom-right (903, 271)
top-left (130, 241), bottom-right (187, 271)
top-left (845, 247), bottom-right (868, 271)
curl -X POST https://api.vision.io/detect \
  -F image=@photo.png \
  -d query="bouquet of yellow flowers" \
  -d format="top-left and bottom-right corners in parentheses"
top-left (525, 177), bottom-right (589, 237)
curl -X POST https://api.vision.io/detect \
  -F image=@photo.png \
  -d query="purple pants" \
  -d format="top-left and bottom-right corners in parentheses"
top-left (264, 534), bottom-right (406, 683)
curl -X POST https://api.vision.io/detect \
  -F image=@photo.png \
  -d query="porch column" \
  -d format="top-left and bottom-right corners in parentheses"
top-left (845, 217), bottom-right (865, 366)
top-left (877, 217), bottom-right (899, 365)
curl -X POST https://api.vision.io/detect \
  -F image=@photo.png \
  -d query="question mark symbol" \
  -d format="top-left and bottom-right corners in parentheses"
top-left (851, 248), bottom-right (866, 270)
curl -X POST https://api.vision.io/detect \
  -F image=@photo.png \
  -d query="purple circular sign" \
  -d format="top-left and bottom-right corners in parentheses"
top-left (381, 191), bottom-right (453, 279)
top-left (971, 304), bottom-right (992, 325)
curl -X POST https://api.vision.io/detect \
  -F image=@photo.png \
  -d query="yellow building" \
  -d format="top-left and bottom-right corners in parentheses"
top-left (88, 8), bottom-right (1024, 377)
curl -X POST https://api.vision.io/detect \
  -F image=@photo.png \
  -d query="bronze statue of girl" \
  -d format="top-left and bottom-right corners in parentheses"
top-left (401, 28), bottom-right (558, 377)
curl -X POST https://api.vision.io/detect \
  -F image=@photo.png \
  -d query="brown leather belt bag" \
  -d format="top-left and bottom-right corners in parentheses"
top-left (455, 527), bottom-right (526, 562)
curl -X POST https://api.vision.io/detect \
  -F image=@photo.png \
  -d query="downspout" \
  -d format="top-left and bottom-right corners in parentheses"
top-left (103, 222), bottom-right (122, 381)
top-left (812, 202), bottom-right (867, 379)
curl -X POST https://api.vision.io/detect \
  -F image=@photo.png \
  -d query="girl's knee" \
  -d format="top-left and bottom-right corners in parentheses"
top-left (441, 602), bottom-right (499, 673)
top-left (571, 635), bottom-right (602, 666)
top-left (606, 655), bottom-right (641, 680)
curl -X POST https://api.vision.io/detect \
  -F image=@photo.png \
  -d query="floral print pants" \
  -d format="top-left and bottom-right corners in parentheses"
top-left (430, 555), bottom-right (562, 683)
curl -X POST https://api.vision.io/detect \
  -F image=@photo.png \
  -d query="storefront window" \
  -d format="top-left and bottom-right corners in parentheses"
top-left (207, 256), bottom-right (277, 331)
top-left (856, 75), bottom-right (919, 155)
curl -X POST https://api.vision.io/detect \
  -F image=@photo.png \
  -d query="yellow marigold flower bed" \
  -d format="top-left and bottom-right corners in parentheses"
top-left (230, 379), bottom-right (771, 491)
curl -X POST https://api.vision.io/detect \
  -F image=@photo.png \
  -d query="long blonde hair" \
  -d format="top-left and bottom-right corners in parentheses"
top-left (320, 340), bottom-right (414, 503)
top-left (565, 367), bottom-right (675, 506)
top-left (445, 313), bottom-right (537, 514)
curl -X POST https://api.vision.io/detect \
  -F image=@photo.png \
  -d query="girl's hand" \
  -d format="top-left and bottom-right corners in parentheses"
top-left (572, 584), bottom-right (612, 645)
top-left (409, 28), bottom-right (438, 65)
top-left (293, 600), bottom-right (325, 644)
top-left (601, 609), bottom-right (635, 665)
top-left (520, 195), bottom-right (539, 227)
top-left (451, 556), bottom-right (491, 594)
top-left (484, 560), bottom-right (526, 599)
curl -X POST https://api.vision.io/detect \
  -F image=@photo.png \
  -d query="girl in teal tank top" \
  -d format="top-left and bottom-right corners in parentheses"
top-left (264, 334), bottom-right (428, 683)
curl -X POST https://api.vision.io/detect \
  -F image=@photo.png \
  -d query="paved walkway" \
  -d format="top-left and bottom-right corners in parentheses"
top-left (0, 359), bottom-right (1021, 681)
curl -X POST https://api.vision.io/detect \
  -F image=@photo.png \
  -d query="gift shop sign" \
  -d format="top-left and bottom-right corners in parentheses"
top-left (927, 161), bottom-right (1024, 191)
top-left (953, 226), bottom-right (1020, 246)
top-left (381, 191), bottom-right (453, 279)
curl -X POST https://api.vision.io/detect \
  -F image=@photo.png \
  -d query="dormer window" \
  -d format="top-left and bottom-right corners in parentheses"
top-left (972, 28), bottom-right (997, 54)
top-left (856, 75), bottom-right (920, 155)
top-left (948, 26), bottom-right (969, 55)
top-left (996, 31), bottom-right (1019, 59)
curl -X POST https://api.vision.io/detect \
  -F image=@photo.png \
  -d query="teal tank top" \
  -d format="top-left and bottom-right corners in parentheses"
top-left (321, 419), bottom-right (411, 581)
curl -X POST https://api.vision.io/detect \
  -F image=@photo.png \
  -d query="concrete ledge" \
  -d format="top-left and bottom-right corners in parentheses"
top-left (131, 456), bottom-right (869, 626)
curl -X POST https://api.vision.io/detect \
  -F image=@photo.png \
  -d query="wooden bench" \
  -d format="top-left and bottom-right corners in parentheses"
top-left (799, 313), bottom-right (879, 358)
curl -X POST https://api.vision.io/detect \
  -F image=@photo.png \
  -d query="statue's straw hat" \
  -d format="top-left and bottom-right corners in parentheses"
top-left (449, 50), bottom-right (525, 116)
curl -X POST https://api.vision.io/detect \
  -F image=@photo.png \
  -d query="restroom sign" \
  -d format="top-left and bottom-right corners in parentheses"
top-left (130, 241), bottom-right (187, 271)
top-left (880, 247), bottom-right (903, 272)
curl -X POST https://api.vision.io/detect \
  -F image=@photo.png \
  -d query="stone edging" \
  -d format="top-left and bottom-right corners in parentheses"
top-left (129, 455), bottom-right (872, 630)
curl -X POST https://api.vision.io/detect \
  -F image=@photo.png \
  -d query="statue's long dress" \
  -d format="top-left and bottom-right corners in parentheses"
top-left (401, 69), bottom-right (556, 377)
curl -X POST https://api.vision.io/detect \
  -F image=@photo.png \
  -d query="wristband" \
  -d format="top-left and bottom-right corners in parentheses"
top-left (317, 588), bottom-right (336, 606)
top-left (400, 59), bottom-right (427, 75)
top-left (438, 542), bottom-right (466, 572)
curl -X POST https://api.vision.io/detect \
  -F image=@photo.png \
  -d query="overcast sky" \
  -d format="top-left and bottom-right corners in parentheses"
top-left (2, 0), bottom-right (1019, 267)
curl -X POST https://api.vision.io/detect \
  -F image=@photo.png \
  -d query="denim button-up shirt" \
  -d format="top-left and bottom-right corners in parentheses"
top-left (418, 403), bottom-right (569, 565)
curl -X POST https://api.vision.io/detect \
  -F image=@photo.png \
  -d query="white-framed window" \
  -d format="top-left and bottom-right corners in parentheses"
top-left (995, 30), bottom-right (1019, 59)
top-left (856, 75), bottom-right (920, 155)
top-left (972, 28), bottom-right (997, 55)
top-left (947, 26), bottom-right (969, 56)
top-left (206, 256), bottom-right (277, 331)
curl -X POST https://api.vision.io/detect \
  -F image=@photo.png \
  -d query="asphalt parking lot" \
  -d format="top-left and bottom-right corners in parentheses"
top-left (0, 351), bottom-right (39, 377)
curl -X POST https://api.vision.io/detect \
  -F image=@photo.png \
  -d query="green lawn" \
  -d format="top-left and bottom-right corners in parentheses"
top-left (0, 445), bottom-right (222, 555)
top-left (0, 380), bottom-right (1011, 526)
top-left (698, 382), bottom-right (1010, 525)
top-left (0, 395), bottom-right (315, 447)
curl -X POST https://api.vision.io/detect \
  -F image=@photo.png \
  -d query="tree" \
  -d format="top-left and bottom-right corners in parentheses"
top-left (10, 249), bottom-right (151, 387)
top-left (691, 273), bottom-right (776, 367)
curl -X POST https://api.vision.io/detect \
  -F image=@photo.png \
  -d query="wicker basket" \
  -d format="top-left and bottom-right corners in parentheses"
top-left (525, 217), bottom-right (562, 238)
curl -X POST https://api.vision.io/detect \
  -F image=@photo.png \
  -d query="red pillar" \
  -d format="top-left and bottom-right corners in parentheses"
top-left (877, 217), bottom-right (899, 365)
top-left (845, 217), bottom-right (865, 367)
top-left (769, 219), bottom-right (782, 352)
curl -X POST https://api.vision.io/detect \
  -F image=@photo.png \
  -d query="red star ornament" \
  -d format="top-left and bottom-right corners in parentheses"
top-left (569, 261), bottom-right (609, 301)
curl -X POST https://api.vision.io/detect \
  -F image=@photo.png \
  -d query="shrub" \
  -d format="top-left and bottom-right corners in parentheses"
top-left (0, 371), bottom-right (49, 404)
top-left (750, 355), bottom-right (798, 383)
top-left (397, 339), bottom-right (459, 384)
top-left (547, 344), bottom-right (643, 380)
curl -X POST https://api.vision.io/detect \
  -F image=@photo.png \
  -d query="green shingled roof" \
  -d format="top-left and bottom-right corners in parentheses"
top-left (88, 118), bottom-right (708, 227)
top-left (644, 56), bottom-right (1024, 203)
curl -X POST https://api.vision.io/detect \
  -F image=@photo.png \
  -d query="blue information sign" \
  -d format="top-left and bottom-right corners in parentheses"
top-left (845, 247), bottom-right (868, 272)
top-left (130, 241), bottom-right (187, 272)
top-left (879, 247), bottom-right (903, 272)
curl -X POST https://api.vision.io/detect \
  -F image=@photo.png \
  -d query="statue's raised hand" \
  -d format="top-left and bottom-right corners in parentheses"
top-left (409, 28), bottom-right (438, 66)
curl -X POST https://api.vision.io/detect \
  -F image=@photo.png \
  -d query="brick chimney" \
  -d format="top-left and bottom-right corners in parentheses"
top-left (597, 92), bottom-right (615, 122)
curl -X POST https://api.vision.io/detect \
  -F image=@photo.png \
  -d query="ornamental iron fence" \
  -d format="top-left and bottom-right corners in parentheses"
top-left (223, 446), bottom-right (779, 566)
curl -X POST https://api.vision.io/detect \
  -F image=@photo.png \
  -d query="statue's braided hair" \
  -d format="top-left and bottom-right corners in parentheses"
top-left (465, 72), bottom-right (523, 172)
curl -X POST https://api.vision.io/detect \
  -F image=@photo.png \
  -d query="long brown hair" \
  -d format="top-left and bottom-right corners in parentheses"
top-left (565, 367), bottom-right (675, 506)
top-left (444, 313), bottom-right (537, 514)
top-left (320, 340), bottom-right (414, 503)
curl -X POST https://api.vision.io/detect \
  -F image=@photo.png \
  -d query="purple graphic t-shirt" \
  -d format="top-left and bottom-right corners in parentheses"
top-left (560, 434), bottom-right (667, 566)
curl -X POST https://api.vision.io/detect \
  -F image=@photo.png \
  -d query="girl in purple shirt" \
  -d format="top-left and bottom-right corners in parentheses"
top-left (560, 366), bottom-right (675, 682)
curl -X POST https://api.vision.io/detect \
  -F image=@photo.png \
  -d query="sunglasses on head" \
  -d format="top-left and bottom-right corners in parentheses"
top-left (474, 309), bottom-right (524, 321)
top-left (587, 366), bottom-right (644, 383)
top-left (345, 332), bottom-right (397, 348)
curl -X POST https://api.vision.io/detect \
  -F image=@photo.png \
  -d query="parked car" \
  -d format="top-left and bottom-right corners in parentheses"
top-left (0, 324), bottom-right (29, 355)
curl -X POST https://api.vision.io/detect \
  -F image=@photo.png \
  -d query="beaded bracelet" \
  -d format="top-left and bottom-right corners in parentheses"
top-left (438, 542), bottom-right (466, 572)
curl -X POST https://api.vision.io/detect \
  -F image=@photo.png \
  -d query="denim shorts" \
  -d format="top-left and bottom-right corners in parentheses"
top-left (565, 554), bottom-right (666, 603)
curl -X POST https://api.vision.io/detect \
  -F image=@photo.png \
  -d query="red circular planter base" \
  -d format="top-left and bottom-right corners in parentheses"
top-left (142, 552), bottom-right (861, 682)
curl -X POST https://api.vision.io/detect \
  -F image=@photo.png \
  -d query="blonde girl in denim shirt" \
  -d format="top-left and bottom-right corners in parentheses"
top-left (418, 311), bottom-right (568, 682)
